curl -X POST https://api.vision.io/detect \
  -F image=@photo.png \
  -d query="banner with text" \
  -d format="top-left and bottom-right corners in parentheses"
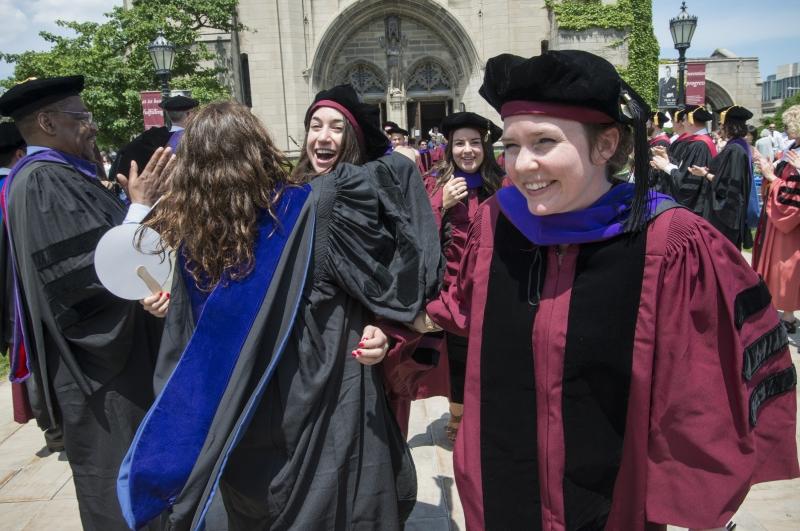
top-left (658, 63), bottom-right (678, 108)
top-left (685, 63), bottom-right (706, 106)
top-left (141, 91), bottom-right (164, 129)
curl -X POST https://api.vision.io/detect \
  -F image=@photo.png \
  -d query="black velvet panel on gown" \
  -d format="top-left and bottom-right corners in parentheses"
top-left (480, 214), bottom-right (543, 529)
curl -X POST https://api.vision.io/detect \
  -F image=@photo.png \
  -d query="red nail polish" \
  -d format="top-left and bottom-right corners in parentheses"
top-left (356, 350), bottom-right (362, 356)
top-left (165, 293), bottom-right (170, 300)
top-left (351, 351), bottom-right (358, 358)
top-left (358, 342), bottom-right (365, 348)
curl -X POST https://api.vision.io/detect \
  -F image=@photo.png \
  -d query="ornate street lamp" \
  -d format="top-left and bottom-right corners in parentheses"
top-left (148, 32), bottom-right (176, 101)
top-left (669, 2), bottom-right (698, 106)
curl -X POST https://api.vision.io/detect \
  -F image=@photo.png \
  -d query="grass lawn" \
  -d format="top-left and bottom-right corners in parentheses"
top-left (0, 351), bottom-right (8, 380)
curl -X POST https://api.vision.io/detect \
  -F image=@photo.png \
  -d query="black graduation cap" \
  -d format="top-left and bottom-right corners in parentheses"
top-left (683, 105), bottom-right (713, 124)
top-left (717, 105), bottom-right (753, 124)
top-left (479, 50), bottom-right (649, 125)
top-left (383, 121), bottom-right (399, 132)
top-left (0, 76), bottom-right (84, 120)
top-left (650, 111), bottom-right (670, 128)
top-left (671, 108), bottom-right (685, 123)
top-left (159, 95), bottom-right (199, 111)
top-left (479, 50), bottom-right (652, 231)
top-left (305, 84), bottom-right (389, 161)
top-left (109, 126), bottom-right (172, 179)
top-left (440, 112), bottom-right (503, 144)
top-left (0, 122), bottom-right (25, 152)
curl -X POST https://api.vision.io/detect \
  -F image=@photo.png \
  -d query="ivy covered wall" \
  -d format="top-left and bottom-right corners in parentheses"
top-left (546, 0), bottom-right (659, 106)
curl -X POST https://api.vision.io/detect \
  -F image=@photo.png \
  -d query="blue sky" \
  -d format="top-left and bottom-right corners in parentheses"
top-left (652, 0), bottom-right (799, 78)
top-left (0, 0), bottom-right (797, 80)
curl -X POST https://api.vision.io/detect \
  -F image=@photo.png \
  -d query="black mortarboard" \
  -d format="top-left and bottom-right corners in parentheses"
top-left (383, 121), bottom-right (399, 131)
top-left (0, 122), bottom-right (25, 152)
top-left (480, 50), bottom-right (652, 231)
top-left (306, 84), bottom-right (389, 161)
top-left (159, 95), bottom-right (199, 111)
top-left (683, 105), bottom-right (713, 124)
top-left (718, 105), bottom-right (753, 124)
top-left (440, 112), bottom-right (503, 144)
top-left (672, 108), bottom-right (685, 123)
top-left (651, 112), bottom-right (670, 127)
top-left (0, 76), bottom-right (84, 120)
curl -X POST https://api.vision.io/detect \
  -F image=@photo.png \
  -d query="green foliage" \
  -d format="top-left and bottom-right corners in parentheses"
top-left (761, 93), bottom-right (800, 131)
top-left (0, 0), bottom-right (240, 148)
top-left (546, 0), bottom-right (659, 107)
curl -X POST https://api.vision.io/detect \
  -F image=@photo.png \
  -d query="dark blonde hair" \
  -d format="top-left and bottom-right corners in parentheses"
top-left (290, 111), bottom-right (365, 183)
top-left (431, 129), bottom-right (504, 194)
top-left (145, 101), bottom-right (291, 291)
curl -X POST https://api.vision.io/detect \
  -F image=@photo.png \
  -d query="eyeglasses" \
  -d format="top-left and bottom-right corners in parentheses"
top-left (51, 110), bottom-right (93, 123)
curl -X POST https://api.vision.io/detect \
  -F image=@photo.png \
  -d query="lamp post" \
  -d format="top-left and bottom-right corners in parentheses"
top-left (669, 2), bottom-right (698, 106)
top-left (148, 32), bottom-right (176, 102)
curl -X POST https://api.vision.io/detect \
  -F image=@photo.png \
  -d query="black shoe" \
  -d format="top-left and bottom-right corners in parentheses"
top-left (782, 320), bottom-right (797, 334)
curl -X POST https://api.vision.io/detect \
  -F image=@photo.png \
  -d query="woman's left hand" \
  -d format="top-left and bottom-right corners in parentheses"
top-left (141, 291), bottom-right (170, 318)
top-left (352, 325), bottom-right (390, 366)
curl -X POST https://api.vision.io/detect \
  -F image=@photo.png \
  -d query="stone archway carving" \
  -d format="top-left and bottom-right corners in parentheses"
top-left (311, 0), bottom-right (479, 94)
top-left (336, 61), bottom-right (387, 98)
top-left (406, 58), bottom-right (454, 96)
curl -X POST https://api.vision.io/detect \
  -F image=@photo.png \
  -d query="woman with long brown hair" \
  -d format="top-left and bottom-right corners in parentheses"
top-left (419, 112), bottom-right (504, 441)
top-left (117, 99), bottom-right (441, 530)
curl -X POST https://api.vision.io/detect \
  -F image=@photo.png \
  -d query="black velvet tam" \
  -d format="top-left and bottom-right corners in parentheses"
top-left (0, 76), bottom-right (84, 119)
top-left (0, 122), bottom-right (24, 151)
top-left (440, 112), bottom-right (503, 143)
top-left (479, 50), bottom-right (649, 124)
top-left (718, 105), bottom-right (753, 124)
top-left (651, 112), bottom-right (670, 127)
top-left (160, 95), bottom-right (199, 111)
top-left (683, 105), bottom-right (713, 124)
top-left (306, 84), bottom-right (389, 162)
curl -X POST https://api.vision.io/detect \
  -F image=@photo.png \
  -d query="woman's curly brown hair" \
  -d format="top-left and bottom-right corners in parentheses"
top-left (145, 100), bottom-right (292, 291)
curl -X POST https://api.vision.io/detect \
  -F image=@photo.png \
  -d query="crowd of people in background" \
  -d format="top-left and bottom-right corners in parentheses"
top-left (0, 47), bottom-right (798, 531)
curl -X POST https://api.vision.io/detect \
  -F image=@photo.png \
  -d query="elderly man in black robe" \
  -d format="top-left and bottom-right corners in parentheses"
top-left (0, 76), bottom-right (167, 530)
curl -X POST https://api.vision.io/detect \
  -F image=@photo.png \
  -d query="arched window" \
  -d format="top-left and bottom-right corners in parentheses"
top-left (406, 61), bottom-right (452, 94)
top-left (338, 62), bottom-right (386, 97)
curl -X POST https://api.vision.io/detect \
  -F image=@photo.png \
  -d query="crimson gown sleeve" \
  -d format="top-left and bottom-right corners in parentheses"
top-left (425, 202), bottom-right (485, 336)
top-left (646, 210), bottom-right (798, 528)
top-left (764, 163), bottom-right (800, 234)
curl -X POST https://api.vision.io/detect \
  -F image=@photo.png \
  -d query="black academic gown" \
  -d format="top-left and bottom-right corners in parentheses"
top-left (0, 172), bottom-right (12, 351)
top-left (6, 160), bottom-right (162, 531)
top-left (701, 140), bottom-right (752, 249)
top-left (150, 153), bottom-right (441, 530)
top-left (660, 137), bottom-right (714, 212)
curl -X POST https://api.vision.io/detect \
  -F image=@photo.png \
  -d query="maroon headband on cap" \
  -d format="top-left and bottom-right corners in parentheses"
top-left (309, 99), bottom-right (365, 148)
top-left (500, 101), bottom-right (614, 124)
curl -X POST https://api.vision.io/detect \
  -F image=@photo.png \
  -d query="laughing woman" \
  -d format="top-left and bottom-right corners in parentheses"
top-left (419, 51), bottom-right (798, 530)
top-left (117, 97), bottom-right (440, 530)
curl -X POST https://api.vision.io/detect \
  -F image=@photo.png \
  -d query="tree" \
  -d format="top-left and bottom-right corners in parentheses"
top-left (0, 0), bottom-right (240, 148)
top-left (761, 92), bottom-right (800, 133)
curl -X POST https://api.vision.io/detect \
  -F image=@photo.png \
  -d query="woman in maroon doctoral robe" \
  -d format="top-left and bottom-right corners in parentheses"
top-left (413, 50), bottom-right (798, 530)
top-left (384, 112), bottom-right (505, 439)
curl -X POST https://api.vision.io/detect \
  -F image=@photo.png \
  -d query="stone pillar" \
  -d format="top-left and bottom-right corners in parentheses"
top-left (381, 15), bottom-right (408, 128)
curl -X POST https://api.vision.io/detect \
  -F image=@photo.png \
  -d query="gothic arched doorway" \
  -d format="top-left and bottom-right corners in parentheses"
top-left (311, 0), bottom-right (479, 132)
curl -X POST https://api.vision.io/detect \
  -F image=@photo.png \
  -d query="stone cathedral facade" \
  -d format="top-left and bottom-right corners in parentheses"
top-left (217, 0), bottom-right (631, 154)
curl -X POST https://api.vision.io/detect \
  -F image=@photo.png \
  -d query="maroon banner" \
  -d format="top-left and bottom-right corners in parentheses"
top-left (685, 63), bottom-right (706, 106)
top-left (141, 91), bottom-right (164, 129)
